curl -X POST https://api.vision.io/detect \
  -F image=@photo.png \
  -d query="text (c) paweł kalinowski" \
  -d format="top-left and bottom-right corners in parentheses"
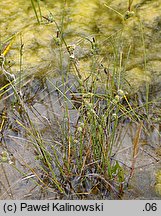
top-left (20, 202), bottom-right (104, 212)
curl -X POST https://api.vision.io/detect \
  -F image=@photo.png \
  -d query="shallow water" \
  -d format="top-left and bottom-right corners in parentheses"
top-left (0, 76), bottom-right (160, 199)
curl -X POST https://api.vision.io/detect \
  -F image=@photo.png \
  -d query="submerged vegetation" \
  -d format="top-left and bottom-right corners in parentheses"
top-left (0, 0), bottom-right (161, 199)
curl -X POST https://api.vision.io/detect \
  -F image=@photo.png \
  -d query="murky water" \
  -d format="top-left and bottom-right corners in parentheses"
top-left (0, 75), bottom-right (160, 199)
top-left (0, 0), bottom-right (161, 199)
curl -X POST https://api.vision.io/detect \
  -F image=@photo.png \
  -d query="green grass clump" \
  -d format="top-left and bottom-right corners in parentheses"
top-left (19, 32), bottom-right (142, 199)
top-left (0, 25), bottom-right (139, 200)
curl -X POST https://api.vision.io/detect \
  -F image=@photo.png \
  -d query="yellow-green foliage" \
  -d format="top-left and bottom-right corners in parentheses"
top-left (0, 0), bottom-right (161, 89)
top-left (155, 170), bottom-right (161, 196)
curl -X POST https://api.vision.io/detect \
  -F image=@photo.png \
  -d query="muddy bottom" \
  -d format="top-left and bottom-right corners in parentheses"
top-left (0, 76), bottom-right (161, 200)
